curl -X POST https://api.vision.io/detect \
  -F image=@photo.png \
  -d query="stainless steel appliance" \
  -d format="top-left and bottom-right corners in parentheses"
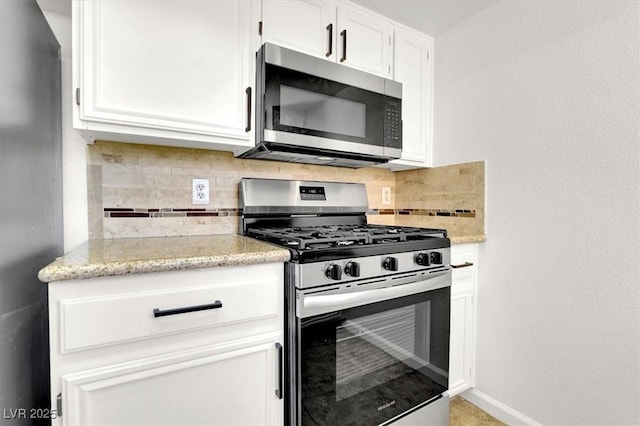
top-left (240, 178), bottom-right (451, 426)
top-left (0, 0), bottom-right (62, 417)
top-left (238, 43), bottom-right (402, 168)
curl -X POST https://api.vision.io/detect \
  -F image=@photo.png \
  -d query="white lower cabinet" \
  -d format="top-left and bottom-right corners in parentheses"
top-left (61, 337), bottom-right (279, 426)
top-left (49, 263), bottom-right (284, 426)
top-left (448, 244), bottom-right (478, 397)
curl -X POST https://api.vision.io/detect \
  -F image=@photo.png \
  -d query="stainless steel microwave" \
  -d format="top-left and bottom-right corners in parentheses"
top-left (237, 43), bottom-right (402, 168)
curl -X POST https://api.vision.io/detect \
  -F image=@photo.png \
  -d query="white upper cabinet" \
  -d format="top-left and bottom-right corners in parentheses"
top-left (262, 0), bottom-right (393, 78)
top-left (73, 0), bottom-right (260, 152)
top-left (262, 0), bottom-right (335, 60)
top-left (335, 4), bottom-right (393, 78)
top-left (387, 28), bottom-right (434, 169)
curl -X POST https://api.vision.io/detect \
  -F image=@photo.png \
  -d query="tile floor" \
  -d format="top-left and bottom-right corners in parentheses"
top-left (450, 397), bottom-right (506, 426)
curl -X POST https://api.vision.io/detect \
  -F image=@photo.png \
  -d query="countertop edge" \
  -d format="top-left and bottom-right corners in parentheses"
top-left (38, 251), bottom-right (290, 283)
top-left (38, 235), bottom-right (291, 283)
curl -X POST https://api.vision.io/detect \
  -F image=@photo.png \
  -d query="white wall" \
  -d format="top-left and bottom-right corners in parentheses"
top-left (434, 1), bottom-right (640, 425)
top-left (40, 10), bottom-right (89, 251)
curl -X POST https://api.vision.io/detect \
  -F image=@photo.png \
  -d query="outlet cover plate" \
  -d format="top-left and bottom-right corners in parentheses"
top-left (382, 186), bottom-right (391, 205)
top-left (192, 178), bottom-right (210, 205)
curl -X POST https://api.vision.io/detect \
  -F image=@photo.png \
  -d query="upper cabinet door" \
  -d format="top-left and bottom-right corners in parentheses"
top-left (336, 4), bottom-right (393, 78)
top-left (75, 0), bottom-right (256, 147)
top-left (392, 29), bottom-right (434, 165)
top-left (262, 0), bottom-right (336, 60)
top-left (262, 1), bottom-right (393, 78)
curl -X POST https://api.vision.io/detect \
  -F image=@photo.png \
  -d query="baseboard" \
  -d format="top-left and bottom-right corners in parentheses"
top-left (460, 388), bottom-right (542, 426)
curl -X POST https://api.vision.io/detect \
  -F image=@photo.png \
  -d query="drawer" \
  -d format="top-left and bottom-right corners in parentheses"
top-left (451, 243), bottom-right (477, 285)
top-left (58, 277), bottom-right (279, 353)
top-left (451, 244), bottom-right (476, 266)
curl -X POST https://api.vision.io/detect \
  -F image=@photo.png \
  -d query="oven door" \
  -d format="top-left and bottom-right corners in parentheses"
top-left (294, 281), bottom-right (450, 426)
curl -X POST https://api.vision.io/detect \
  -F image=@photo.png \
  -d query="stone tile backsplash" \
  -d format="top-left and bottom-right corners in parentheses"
top-left (395, 161), bottom-right (485, 238)
top-left (87, 141), bottom-right (484, 239)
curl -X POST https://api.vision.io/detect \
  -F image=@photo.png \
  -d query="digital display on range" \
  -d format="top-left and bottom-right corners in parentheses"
top-left (300, 186), bottom-right (326, 201)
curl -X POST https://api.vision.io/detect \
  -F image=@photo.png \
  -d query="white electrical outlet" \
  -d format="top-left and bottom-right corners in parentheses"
top-left (382, 186), bottom-right (392, 205)
top-left (192, 178), bottom-right (210, 205)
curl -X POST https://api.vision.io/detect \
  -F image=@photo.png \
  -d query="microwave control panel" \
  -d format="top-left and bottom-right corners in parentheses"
top-left (384, 98), bottom-right (402, 149)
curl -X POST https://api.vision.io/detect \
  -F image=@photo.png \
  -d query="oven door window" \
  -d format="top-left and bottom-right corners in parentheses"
top-left (264, 64), bottom-right (384, 145)
top-left (299, 287), bottom-right (450, 426)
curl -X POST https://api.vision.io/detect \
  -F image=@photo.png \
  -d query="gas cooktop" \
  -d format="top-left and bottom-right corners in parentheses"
top-left (247, 224), bottom-right (447, 250)
top-left (246, 224), bottom-right (449, 263)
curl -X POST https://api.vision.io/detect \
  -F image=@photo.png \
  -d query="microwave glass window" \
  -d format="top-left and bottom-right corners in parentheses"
top-left (264, 63), bottom-right (385, 146)
top-left (279, 85), bottom-right (366, 139)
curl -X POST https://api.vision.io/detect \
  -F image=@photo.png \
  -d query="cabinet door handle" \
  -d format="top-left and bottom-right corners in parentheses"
top-left (275, 342), bottom-right (283, 399)
top-left (245, 87), bottom-right (252, 132)
top-left (451, 262), bottom-right (474, 269)
top-left (340, 29), bottom-right (347, 62)
top-left (326, 23), bottom-right (333, 57)
top-left (153, 300), bottom-right (222, 318)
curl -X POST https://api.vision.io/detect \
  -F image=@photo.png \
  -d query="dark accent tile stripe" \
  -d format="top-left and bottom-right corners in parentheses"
top-left (104, 207), bottom-right (242, 219)
top-left (367, 208), bottom-right (476, 218)
top-left (109, 212), bottom-right (150, 218)
top-left (104, 207), bottom-right (474, 219)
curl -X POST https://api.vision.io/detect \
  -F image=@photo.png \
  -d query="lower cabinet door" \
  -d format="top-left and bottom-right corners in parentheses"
top-left (448, 290), bottom-right (473, 396)
top-left (58, 338), bottom-right (282, 426)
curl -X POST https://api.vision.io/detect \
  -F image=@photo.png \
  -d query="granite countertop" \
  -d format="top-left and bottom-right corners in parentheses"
top-left (38, 235), bottom-right (290, 283)
top-left (450, 234), bottom-right (486, 244)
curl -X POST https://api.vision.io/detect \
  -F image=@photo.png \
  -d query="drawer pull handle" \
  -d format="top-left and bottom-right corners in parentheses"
top-left (451, 262), bottom-right (474, 269)
top-left (153, 300), bottom-right (222, 318)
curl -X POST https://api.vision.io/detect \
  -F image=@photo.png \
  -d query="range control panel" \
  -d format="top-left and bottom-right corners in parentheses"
top-left (299, 186), bottom-right (326, 201)
top-left (295, 249), bottom-right (450, 289)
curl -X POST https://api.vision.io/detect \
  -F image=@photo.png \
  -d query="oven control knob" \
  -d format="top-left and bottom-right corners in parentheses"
top-left (382, 256), bottom-right (398, 271)
top-left (415, 252), bottom-right (431, 266)
top-left (325, 264), bottom-right (342, 280)
top-left (430, 251), bottom-right (443, 265)
top-left (344, 261), bottom-right (360, 277)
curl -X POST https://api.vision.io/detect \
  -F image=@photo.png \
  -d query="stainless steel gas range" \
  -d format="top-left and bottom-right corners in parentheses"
top-left (240, 178), bottom-right (451, 426)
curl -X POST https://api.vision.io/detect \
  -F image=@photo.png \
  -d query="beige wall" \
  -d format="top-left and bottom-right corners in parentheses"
top-left (87, 141), bottom-right (484, 239)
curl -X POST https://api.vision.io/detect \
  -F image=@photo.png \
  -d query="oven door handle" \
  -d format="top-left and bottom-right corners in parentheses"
top-left (303, 279), bottom-right (449, 312)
